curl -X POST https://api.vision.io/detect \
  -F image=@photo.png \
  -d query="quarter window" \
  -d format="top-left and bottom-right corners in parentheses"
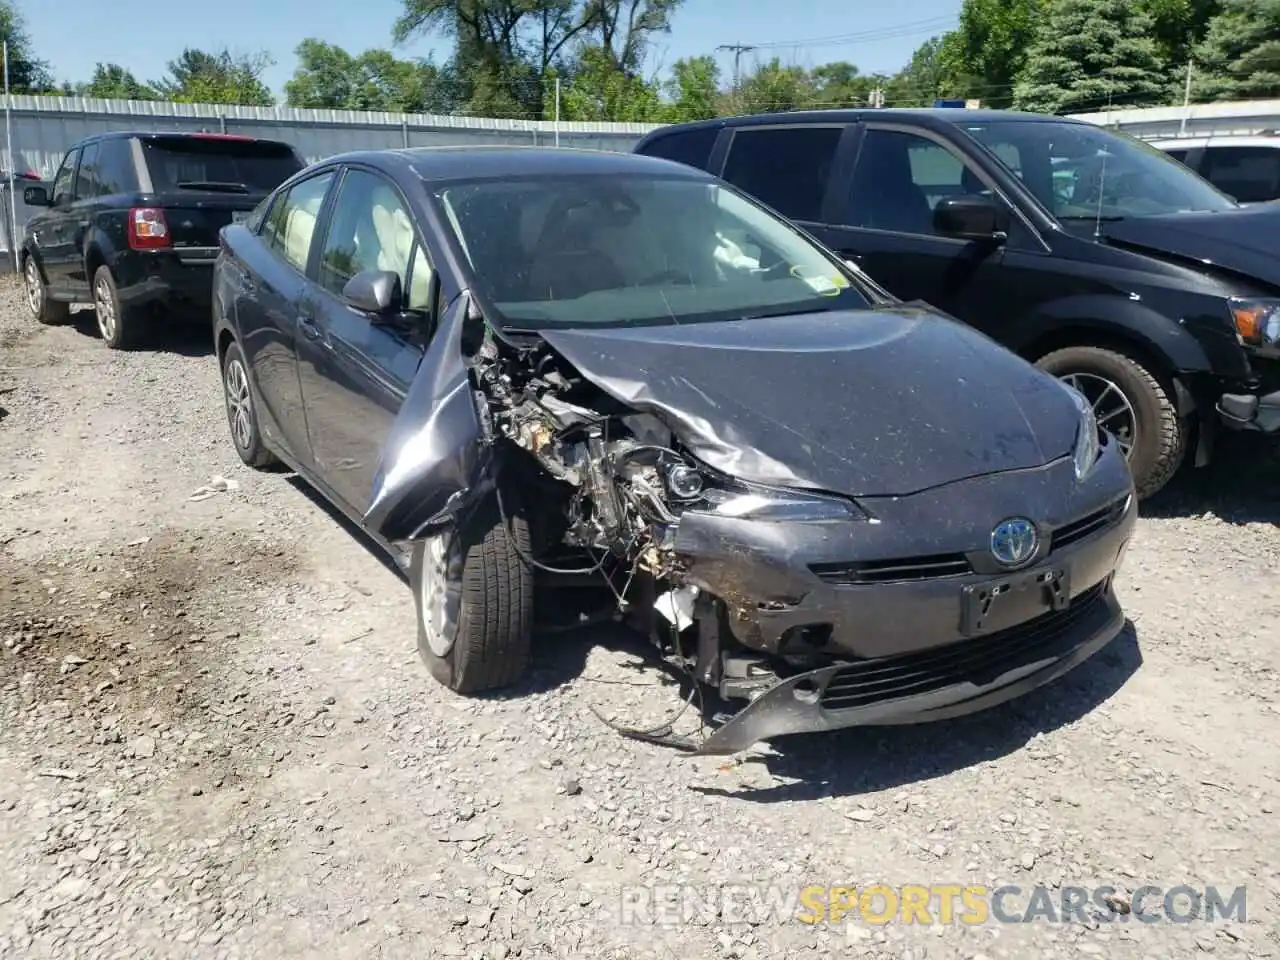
top-left (317, 169), bottom-right (433, 310)
top-left (262, 171), bottom-right (335, 273)
top-left (1200, 146), bottom-right (1280, 203)
top-left (720, 126), bottom-right (843, 222)
top-left (640, 127), bottom-right (719, 170)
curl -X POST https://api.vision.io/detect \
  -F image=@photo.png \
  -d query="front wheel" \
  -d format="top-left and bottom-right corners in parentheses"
top-left (411, 496), bottom-right (534, 694)
top-left (1036, 345), bottom-right (1186, 499)
top-left (22, 255), bottom-right (70, 325)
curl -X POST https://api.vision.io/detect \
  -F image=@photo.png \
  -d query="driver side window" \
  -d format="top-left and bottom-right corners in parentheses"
top-left (50, 149), bottom-right (80, 207)
top-left (317, 168), bottom-right (433, 311)
top-left (844, 129), bottom-right (989, 237)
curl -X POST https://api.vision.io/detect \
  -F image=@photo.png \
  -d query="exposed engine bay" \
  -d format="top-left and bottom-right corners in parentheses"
top-left (470, 333), bottom-right (801, 742)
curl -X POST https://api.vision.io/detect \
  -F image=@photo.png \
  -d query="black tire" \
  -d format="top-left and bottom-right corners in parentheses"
top-left (21, 254), bottom-right (71, 326)
top-left (411, 496), bottom-right (534, 694)
top-left (91, 265), bottom-right (141, 350)
top-left (220, 340), bottom-right (278, 469)
top-left (1036, 345), bottom-right (1186, 499)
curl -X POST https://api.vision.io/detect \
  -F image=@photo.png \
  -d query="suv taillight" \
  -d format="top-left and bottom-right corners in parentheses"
top-left (127, 207), bottom-right (170, 250)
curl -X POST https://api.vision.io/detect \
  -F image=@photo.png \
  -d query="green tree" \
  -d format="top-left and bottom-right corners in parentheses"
top-left (808, 62), bottom-right (885, 107)
top-left (78, 63), bottom-right (157, 100)
top-left (153, 48), bottom-right (275, 106)
top-left (559, 45), bottom-right (662, 120)
top-left (662, 55), bottom-right (720, 120)
top-left (1192, 0), bottom-right (1280, 100)
top-left (583, 0), bottom-right (681, 72)
top-left (1013, 0), bottom-right (1169, 113)
top-left (0, 0), bottom-right (54, 93)
top-left (940, 0), bottom-right (1042, 108)
top-left (736, 57), bottom-right (816, 114)
top-left (286, 40), bottom-right (454, 112)
top-left (886, 37), bottom-right (955, 106)
top-left (1140, 0), bottom-right (1223, 77)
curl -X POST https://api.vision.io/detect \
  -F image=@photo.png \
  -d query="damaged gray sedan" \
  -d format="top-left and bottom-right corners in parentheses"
top-left (212, 146), bottom-right (1137, 756)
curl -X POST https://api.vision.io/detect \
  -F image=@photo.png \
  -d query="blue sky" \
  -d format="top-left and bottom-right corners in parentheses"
top-left (21, 0), bottom-right (960, 99)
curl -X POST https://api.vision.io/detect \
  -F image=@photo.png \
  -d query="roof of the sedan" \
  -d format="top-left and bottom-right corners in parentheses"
top-left (327, 145), bottom-right (713, 181)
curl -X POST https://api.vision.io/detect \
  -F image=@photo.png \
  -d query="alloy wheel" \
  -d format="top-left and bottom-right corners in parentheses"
top-left (419, 532), bottom-right (463, 658)
top-left (93, 275), bottom-right (116, 341)
top-left (23, 258), bottom-right (42, 317)
top-left (1059, 372), bottom-right (1136, 458)
top-left (223, 357), bottom-right (254, 452)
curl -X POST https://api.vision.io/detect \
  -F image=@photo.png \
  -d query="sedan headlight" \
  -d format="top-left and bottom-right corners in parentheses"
top-left (664, 461), bottom-right (865, 522)
top-left (1228, 298), bottom-right (1280, 347)
top-left (1063, 383), bottom-right (1101, 481)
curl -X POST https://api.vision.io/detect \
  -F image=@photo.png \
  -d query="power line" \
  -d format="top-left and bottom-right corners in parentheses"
top-left (741, 15), bottom-right (958, 52)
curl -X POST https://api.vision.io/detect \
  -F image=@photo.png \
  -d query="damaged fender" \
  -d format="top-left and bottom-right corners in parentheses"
top-left (363, 293), bottom-right (493, 542)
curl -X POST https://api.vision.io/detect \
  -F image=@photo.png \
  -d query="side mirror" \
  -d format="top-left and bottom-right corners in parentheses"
top-left (342, 269), bottom-right (401, 315)
top-left (23, 185), bottom-right (50, 207)
top-left (933, 194), bottom-right (1008, 242)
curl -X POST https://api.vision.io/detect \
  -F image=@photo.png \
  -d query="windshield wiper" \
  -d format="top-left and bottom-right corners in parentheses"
top-left (176, 180), bottom-right (250, 194)
top-left (1059, 214), bottom-right (1125, 221)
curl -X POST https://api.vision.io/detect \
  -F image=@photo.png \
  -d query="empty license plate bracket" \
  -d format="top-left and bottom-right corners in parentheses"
top-left (961, 567), bottom-right (1070, 637)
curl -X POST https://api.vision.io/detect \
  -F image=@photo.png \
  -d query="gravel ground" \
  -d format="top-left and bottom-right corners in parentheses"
top-left (1, 276), bottom-right (1278, 960)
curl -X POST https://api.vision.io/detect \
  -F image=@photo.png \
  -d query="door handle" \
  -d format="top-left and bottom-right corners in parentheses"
top-left (297, 315), bottom-right (323, 341)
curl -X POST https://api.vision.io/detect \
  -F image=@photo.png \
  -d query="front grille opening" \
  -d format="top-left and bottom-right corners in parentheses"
top-left (810, 553), bottom-right (972, 585)
top-left (1052, 497), bottom-right (1126, 552)
top-left (818, 582), bottom-right (1109, 711)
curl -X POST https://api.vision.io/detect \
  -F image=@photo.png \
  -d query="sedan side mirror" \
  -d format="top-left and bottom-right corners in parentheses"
top-left (23, 185), bottom-right (50, 207)
top-left (342, 269), bottom-right (401, 315)
top-left (933, 195), bottom-right (1009, 242)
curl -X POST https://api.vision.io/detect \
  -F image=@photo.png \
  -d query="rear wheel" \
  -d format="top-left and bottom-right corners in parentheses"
top-left (412, 495), bottom-right (534, 694)
top-left (220, 340), bottom-right (277, 469)
top-left (1036, 345), bottom-right (1186, 499)
top-left (92, 265), bottom-right (140, 350)
top-left (22, 255), bottom-right (71, 325)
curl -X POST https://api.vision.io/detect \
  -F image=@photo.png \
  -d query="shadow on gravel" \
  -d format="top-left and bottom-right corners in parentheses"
top-left (283, 474), bottom-right (408, 581)
top-left (688, 622), bottom-right (1143, 802)
top-left (1141, 433), bottom-right (1280, 525)
top-left (65, 306), bottom-right (215, 358)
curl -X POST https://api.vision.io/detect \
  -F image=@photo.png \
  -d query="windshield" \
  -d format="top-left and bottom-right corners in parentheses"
top-left (960, 120), bottom-right (1238, 220)
top-left (433, 173), bottom-right (872, 330)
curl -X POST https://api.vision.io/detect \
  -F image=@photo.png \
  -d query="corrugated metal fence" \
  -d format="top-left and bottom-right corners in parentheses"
top-left (1, 94), bottom-right (664, 254)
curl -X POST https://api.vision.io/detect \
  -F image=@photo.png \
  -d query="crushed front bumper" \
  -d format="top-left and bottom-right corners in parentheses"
top-left (694, 575), bottom-right (1125, 755)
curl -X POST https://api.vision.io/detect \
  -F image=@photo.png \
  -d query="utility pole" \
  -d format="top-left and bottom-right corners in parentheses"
top-left (716, 43), bottom-right (756, 110)
top-left (1180, 61), bottom-right (1194, 135)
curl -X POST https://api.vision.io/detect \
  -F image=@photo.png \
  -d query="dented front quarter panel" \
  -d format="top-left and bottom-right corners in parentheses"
top-left (363, 294), bottom-right (492, 543)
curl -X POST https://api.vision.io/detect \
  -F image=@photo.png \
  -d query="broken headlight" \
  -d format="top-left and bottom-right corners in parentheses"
top-left (1062, 382), bottom-right (1101, 481)
top-left (664, 462), bottom-right (864, 522)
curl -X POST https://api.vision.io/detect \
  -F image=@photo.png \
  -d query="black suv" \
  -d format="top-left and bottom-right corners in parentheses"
top-left (634, 109), bottom-right (1280, 499)
top-left (20, 131), bottom-right (306, 349)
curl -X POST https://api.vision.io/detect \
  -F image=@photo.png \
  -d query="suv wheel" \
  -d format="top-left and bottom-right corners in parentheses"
top-left (92, 266), bottom-right (140, 350)
top-left (1036, 346), bottom-right (1186, 499)
top-left (22, 255), bottom-right (70, 325)
top-left (411, 496), bottom-right (534, 694)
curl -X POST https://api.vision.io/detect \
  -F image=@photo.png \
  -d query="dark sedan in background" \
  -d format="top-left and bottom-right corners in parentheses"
top-left (211, 146), bottom-right (1136, 755)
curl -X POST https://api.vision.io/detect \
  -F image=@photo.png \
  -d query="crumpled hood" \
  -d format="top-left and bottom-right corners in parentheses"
top-left (1100, 204), bottom-right (1280, 288)
top-left (539, 306), bottom-right (1080, 498)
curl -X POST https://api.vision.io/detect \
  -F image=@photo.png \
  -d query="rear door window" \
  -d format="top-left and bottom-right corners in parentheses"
top-left (262, 171), bottom-right (336, 273)
top-left (96, 139), bottom-right (139, 195)
top-left (141, 136), bottom-right (305, 194)
top-left (1200, 145), bottom-right (1280, 203)
top-left (720, 126), bottom-right (843, 223)
top-left (73, 142), bottom-right (100, 199)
